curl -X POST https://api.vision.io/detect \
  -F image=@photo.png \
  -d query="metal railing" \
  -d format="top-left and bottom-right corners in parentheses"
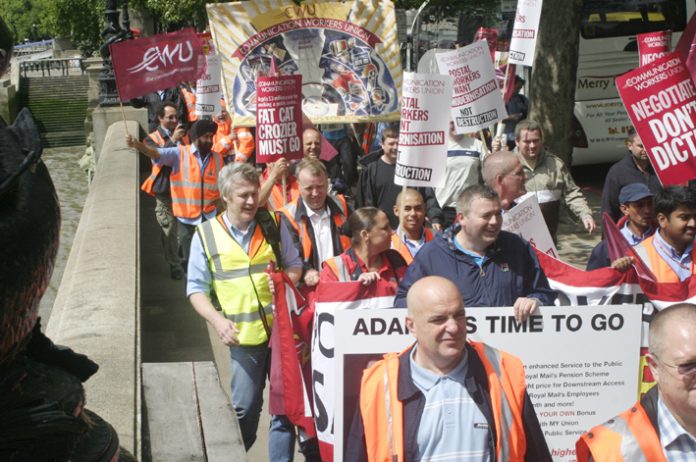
top-left (19, 58), bottom-right (86, 77)
top-left (13, 39), bottom-right (54, 54)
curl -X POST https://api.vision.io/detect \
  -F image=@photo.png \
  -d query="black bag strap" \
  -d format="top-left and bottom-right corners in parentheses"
top-left (255, 208), bottom-right (284, 270)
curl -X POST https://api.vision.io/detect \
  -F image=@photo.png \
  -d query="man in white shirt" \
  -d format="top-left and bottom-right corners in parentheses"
top-left (276, 158), bottom-right (352, 287)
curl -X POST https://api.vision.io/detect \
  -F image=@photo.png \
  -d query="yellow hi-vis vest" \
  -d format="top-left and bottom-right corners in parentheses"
top-left (197, 215), bottom-right (276, 345)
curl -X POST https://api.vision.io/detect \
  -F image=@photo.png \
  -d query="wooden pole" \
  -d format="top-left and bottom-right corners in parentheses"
top-left (119, 101), bottom-right (131, 138)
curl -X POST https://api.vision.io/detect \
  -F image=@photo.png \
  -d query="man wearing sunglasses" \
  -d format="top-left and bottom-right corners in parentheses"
top-left (576, 303), bottom-right (696, 461)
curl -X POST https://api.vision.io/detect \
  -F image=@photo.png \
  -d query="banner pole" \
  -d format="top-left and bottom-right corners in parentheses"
top-left (282, 176), bottom-right (287, 206)
top-left (494, 61), bottom-right (512, 142)
top-left (119, 101), bottom-right (131, 138)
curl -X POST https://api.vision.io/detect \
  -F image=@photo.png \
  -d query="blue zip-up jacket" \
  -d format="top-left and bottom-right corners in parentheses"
top-left (394, 226), bottom-right (556, 307)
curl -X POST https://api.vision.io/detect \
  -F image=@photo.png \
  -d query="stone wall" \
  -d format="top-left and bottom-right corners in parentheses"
top-left (45, 120), bottom-right (142, 458)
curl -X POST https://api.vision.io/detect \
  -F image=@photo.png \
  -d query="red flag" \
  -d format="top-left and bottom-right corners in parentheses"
top-left (110, 28), bottom-right (205, 101)
top-left (474, 27), bottom-right (498, 61)
top-left (269, 272), bottom-right (316, 438)
top-left (602, 212), bottom-right (656, 282)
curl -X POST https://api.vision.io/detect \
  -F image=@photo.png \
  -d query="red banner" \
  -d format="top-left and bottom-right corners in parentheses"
top-left (110, 28), bottom-right (205, 102)
top-left (616, 52), bottom-right (696, 185)
top-left (255, 75), bottom-right (303, 163)
top-left (638, 30), bottom-right (671, 66)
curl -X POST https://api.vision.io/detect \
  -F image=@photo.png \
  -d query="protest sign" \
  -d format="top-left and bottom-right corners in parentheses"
top-left (436, 41), bottom-right (507, 133)
top-left (195, 54), bottom-right (222, 117)
top-left (333, 305), bottom-right (642, 462)
top-left (616, 52), bottom-right (696, 185)
top-left (393, 72), bottom-right (452, 188)
top-left (503, 194), bottom-right (559, 258)
top-left (110, 28), bottom-right (204, 101)
top-left (509, 0), bottom-right (543, 67)
top-left (638, 30), bottom-right (672, 66)
top-left (255, 75), bottom-right (303, 163)
top-left (207, 0), bottom-right (402, 126)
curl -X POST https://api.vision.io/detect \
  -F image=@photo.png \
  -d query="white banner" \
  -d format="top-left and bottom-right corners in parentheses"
top-left (394, 72), bottom-right (452, 188)
top-left (436, 41), bottom-right (507, 133)
top-left (333, 305), bottom-right (642, 462)
top-left (310, 283), bottom-right (395, 459)
top-left (509, 0), bottom-right (544, 67)
top-left (503, 194), bottom-right (559, 259)
top-left (196, 54), bottom-right (222, 117)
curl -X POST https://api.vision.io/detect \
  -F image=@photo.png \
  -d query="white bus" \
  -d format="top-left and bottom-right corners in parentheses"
top-left (572, 0), bottom-right (695, 165)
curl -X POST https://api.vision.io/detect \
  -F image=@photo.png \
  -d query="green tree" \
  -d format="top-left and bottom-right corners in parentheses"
top-left (130, 0), bottom-right (210, 32)
top-left (0, 0), bottom-right (49, 42)
top-left (41, 0), bottom-right (103, 54)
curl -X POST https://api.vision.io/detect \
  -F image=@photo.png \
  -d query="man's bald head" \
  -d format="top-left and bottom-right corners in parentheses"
top-left (481, 151), bottom-right (526, 210)
top-left (407, 276), bottom-right (462, 316)
top-left (482, 151), bottom-right (518, 186)
top-left (303, 128), bottom-right (322, 159)
top-left (649, 303), bottom-right (696, 357)
top-left (405, 276), bottom-right (467, 374)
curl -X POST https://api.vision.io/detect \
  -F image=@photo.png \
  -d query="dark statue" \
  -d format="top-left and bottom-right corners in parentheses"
top-left (0, 16), bottom-right (131, 461)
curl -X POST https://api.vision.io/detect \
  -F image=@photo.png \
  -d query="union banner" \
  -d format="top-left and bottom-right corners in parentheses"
top-left (206, 0), bottom-right (402, 126)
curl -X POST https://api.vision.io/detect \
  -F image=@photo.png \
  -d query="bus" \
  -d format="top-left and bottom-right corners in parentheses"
top-left (572, 0), bottom-right (695, 165)
top-left (409, 0), bottom-right (696, 165)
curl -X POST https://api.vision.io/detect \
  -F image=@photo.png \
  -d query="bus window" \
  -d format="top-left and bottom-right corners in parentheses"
top-left (581, 0), bottom-right (686, 39)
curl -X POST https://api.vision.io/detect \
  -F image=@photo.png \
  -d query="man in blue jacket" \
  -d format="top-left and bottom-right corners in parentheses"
top-left (394, 184), bottom-right (556, 322)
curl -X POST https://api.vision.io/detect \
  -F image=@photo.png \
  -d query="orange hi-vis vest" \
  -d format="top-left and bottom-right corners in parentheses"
top-left (169, 145), bottom-right (223, 219)
top-left (360, 342), bottom-right (528, 462)
top-left (633, 234), bottom-right (696, 283)
top-left (390, 228), bottom-right (434, 265)
top-left (277, 195), bottom-right (352, 265)
top-left (576, 403), bottom-right (666, 462)
top-left (180, 86), bottom-right (198, 123)
top-left (266, 176), bottom-right (300, 211)
top-left (141, 129), bottom-right (190, 196)
top-left (213, 127), bottom-right (255, 162)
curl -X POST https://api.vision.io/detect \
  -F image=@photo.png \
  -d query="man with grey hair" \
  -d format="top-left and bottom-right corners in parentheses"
top-left (395, 184), bottom-right (555, 322)
top-left (186, 162), bottom-right (305, 460)
top-left (482, 151), bottom-right (527, 211)
top-left (577, 303), bottom-right (696, 461)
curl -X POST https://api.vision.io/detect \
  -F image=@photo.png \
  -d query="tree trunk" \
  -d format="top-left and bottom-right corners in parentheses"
top-left (528, 0), bottom-right (583, 165)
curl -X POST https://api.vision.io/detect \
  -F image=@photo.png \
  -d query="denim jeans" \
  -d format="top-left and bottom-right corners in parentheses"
top-left (230, 343), bottom-right (296, 461)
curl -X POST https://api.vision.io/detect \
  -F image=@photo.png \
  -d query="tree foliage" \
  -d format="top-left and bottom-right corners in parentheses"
top-left (0, 0), bottom-right (50, 42)
top-left (130, 0), bottom-right (211, 32)
top-left (41, 0), bottom-right (103, 54)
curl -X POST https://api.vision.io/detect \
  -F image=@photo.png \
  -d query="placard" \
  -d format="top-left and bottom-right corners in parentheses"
top-left (255, 74), bottom-right (303, 163)
top-left (195, 54), bottom-right (222, 117)
top-left (509, 0), bottom-right (543, 67)
top-left (436, 41), bottom-right (507, 133)
top-left (638, 30), bottom-right (671, 66)
top-left (616, 52), bottom-right (696, 185)
top-left (393, 72), bottom-right (452, 188)
top-left (333, 305), bottom-right (642, 462)
top-left (503, 194), bottom-right (559, 258)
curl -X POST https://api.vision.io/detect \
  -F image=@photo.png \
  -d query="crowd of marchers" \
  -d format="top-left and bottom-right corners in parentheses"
top-left (125, 85), bottom-right (696, 462)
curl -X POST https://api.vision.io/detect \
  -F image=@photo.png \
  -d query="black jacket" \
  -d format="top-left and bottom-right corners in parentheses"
top-left (356, 157), bottom-right (443, 228)
top-left (345, 343), bottom-right (552, 462)
top-left (601, 153), bottom-right (661, 223)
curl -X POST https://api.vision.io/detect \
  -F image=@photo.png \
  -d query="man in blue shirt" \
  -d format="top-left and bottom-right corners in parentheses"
top-left (186, 162), bottom-right (307, 461)
top-left (395, 184), bottom-right (556, 323)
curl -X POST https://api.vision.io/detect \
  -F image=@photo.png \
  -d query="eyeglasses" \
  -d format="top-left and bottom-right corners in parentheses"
top-left (651, 354), bottom-right (696, 378)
